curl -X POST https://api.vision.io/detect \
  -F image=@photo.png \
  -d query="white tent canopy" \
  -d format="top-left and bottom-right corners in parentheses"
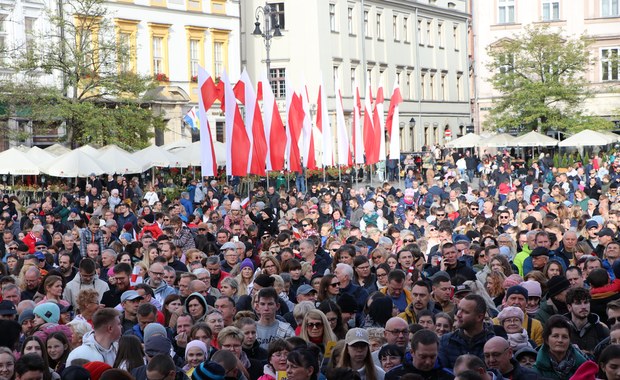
top-left (132, 145), bottom-right (189, 170)
top-left (44, 144), bottom-right (71, 156)
top-left (0, 148), bottom-right (41, 175)
top-left (97, 145), bottom-right (144, 174)
top-left (173, 141), bottom-right (226, 166)
top-left (558, 129), bottom-right (618, 147)
top-left (478, 133), bottom-right (516, 148)
top-left (445, 133), bottom-right (481, 148)
top-left (28, 146), bottom-right (57, 164)
top-left (41, 150), bottom-right (107, 177)
top-left (76, 144), bottom-right (100, 157)
top-left (163, 140), bottom-right (192, 151)
top-left (512, 131), bottom-right (558, 147)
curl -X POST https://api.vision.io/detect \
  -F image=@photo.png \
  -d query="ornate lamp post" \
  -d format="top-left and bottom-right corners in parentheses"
top-left (252, 3), bottom-right (283, 84)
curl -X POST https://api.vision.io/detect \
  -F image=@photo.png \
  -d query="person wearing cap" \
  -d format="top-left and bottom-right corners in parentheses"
top-left (535, 275), bottom-right (571, 324)
top-left (220, 242), bottom-right (240, 273)
top-left (492, 285), bottom-right (543, 347)
top-left (137, 213), bottom-right (163, 240)
top-left (295, 285), bottom-right (317, 304)
top-left (0, 299), bottom-right (16, 321)
top-left (119, 290), bottom-right (143, 333)
top-left (338, 328), bottom-right (386, 380)
top-left (224, 200), bottom-right (245, 233)
top-left (483, 336), bottom-right (541, 380)
top-left (385, 329), bottom-right (452, 380)
top-left (515, 346), bottom-right (538, 369)
top-left (66, 308), bottom-right (121, 366)
top-left (565, 286), bottom-right (609, 355)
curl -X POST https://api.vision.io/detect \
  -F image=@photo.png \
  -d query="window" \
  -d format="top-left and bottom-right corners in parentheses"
top-left (186, 26), bottom-right (206, 85)
top-left (420, 71), bottom-right (427, 99)
top-left (350, 67), bottom-right (357, 94)
top-left (116, 19), bottom-right (139, 74)
top-left (377, 11), bottom-right (383, 40)
top-left (348, 6), bottom-right (354, 34)
top-left (329, 4), bottom-right (337, 32)
top-left (498, 0), bottom-right (515, 24)
top-left (216, 121), bottom-right (225, 143)
top-left (268, 2), bottom-right (285, 29)
top-left (426, 20), bottom-right (433, 46)
top-left (441, 73), bottom-right (448, 101)
top-left (393, 15), bottom-right (398, 41)
top-left (189, 39), bottom-right (200, 77)
top-left (417, 19), bottom-right (424, 45)
top-left (270, 68), bottom-right (286, 98)
top-left (119, 33), bottom-right (132, 72)
top-left (25, 17), bottom-right (36, 54)
top-left (456, 73), bottom-right (463, 101)
top-left (438, 21), bottom-right (444, 48)
top-left (213, 42), bottom-right (223, 78)
top-left (602, 48), bottom-right (619, 81)
top-left (153, 37), bottom-right (164, 74)
top-left (602, 0), bottom-right (619, 17)
top-left (403, 16), bottom-right (409, 42)
top-left (407, 70), bottom-right (414, 99)
top-left (364, 10), bottom-right (370, 36)
top-left (498, 53), bottom-right (515, 85)
top-left (542, 1), bottom-right (560, 20)
top-left (0, 15), bottom-right (6, 60)
top-left (333, 64), bottom-right (340, 92)
top-left (211, 29), bottom-right (229, 79)
top-left (429, 73), bottom-right (435, 100)
top-left (453, 24), bottom-right (460, 51)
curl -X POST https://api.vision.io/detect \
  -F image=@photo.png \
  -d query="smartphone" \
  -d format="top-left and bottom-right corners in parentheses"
top-left (232, 236), bottom-right (239, 243)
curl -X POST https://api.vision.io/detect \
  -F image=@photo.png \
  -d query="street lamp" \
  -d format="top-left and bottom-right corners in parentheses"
top-left (409, 118), bottom-right (416, 150)
top-left (252, 3), bottom-right (283, 85)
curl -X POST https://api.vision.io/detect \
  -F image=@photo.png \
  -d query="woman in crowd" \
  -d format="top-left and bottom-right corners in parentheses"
top-left (220, 277), bottom-right (240, 302)
top-left (485, 270), bottom-right (507, 307)
top-left (534, 315), bottom-right (588, 379)
top-left (258, 340), bottom-right (291, 380)
top-left (286, 348), bottom-right (320, 380)
top-left (317, 274), bottom-right (340, 303)
top-left (183, 340), bottom-right (207, 377)
top-left (45, 331), bottom-right (70, 374)
top-left (434, 312), bottom-right (453, 337)
top-left (377, 344), bottom-right (404, 373)
top-left (37, 275), bottom-right (70, 308)
top-left (353, 256), bottom-right (378, 294)
top-left (318, 301), bottom-right (348, 340)
top-left (543, 261), bottom-right (565, 280)
top-left (74, 289), bottom-right (101, 325)
top-left (205, 311), bottom-right (225, 349)
top-left (162, 294), bottom-right (182, 328)
top-left (375, 263), bottom-right (390, 291)
top-left (218, 326), bottom-right (261, 380)
top-left (498, 306), bottom-right (533, 351)
top-left (599, 345), bottom-right (620, 380)
top-left (235, 259), bottom-right (255, 296)
top-left (236, 318), bottom-right (267, 362)
top-left (299, 310), bottom-right (337, 350)
top-left (189, 323), bottom-right (216, 359)
top-left (338, 328), bottom-right (385, 380)
top-left (113, 335), bottom-right (145, 372)
top-left (21, 335), bottom-right (59, 380)
top-left (185, 292), bottom-right (208, 324)
top-left (282, 259), bottom-right (308, 301)
top-left (0, 347), bottom-right (15, 380)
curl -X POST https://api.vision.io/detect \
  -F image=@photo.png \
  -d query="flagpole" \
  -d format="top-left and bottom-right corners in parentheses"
top-left (266, 170), bottom-right (269, 189)
top-left (398, 158), bottom-right (402, 187)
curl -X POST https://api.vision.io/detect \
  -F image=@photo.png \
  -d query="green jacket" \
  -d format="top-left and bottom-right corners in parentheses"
top-left (534, 344), bottom-right (587, 380)
top-left (513, 244), bottom-right (532, 276)
top-left (535, 298), bottom-right (558, 325)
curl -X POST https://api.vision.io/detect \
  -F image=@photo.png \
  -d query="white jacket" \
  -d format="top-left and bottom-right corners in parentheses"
top-left (63, 273), bottom-right (110, 310)
top-left (66, 331), bottom-right (118, 366)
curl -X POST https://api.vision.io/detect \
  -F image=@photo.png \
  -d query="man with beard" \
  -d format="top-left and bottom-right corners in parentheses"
top-left (20, 267), bottom-right (41, 301)
top-left (145, 262), bottom-right (177, 305)
top-left (63, 258), bottom-right (110, 309)
top-left (57, 252), bottom-right (77, 282)
top-left (101, 263), bottom-right (132, 307)
top-left (566, 286), bottom-right (609, 355)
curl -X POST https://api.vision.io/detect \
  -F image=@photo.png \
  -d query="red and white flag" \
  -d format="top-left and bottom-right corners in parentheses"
top-left (373, 82), bottom-right (386, 162)
top-left (334, 74), bottom-right (351, 166)
top-left (363, 83), bottom-right (375, 165)
top-left (222, 70), bottom-right (250, 176)
top-left (197, 66), bottom-right (219, 177)
top-left (236, 69), bottom-right (267, 175)
top-left (386, 78), bottom-right (403, 160)
top-left (301, 84), bottom-right (317, 170)
top-left (353, 84), bottom-right (364, 165)
top-left (316, 76), bottom-right (333, 167)
top-left (261, 72), bottom-right (286, 171)
top-left (285, 77), bottom-right (304, 173)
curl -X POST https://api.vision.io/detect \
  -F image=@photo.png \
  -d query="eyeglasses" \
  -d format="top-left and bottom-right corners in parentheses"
top-left (150, 271), bottom-right (164, 277)
top-left (428, 228), bottom-right (436, 232)
top-left (436, 213), bottom-right (445, 217)
top-left (526, 208), bottom-right (534, 212)
top-left (302, 224), bottom-right (309, 227)
top-left (470, 207), bottom-right (479, 210)
top-left (402, 239), bottom-right (415, 243)
top-left (377, 272), bottom-right (387, 277)
top-left (391, 206), bottom-right (398, 209)
top-left (163, 218), bottom-right (170, 221)
top-left (198, 228), bottom-right (206, 231)
top-left (327, 317), bottom-right (338, 323)
top-left (329, 282), bottom-right (340, 288)
top-left (484, 347), bottom-right (509, 359)
top-left (385, 329), bottom-right (408, 336)
top-left (307, 322), bottom-right (323, 329)
top-left (499, 216), bottom-right (510, 219)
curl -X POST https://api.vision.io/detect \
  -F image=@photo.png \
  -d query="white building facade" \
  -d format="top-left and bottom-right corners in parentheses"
top-left (471, 0), bottom-right (620, 132)
top-left (241, 0), bottom-right (472, 154)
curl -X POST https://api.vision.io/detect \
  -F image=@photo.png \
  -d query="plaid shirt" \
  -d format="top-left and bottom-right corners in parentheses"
top-left (80, 227), bottom-right (105, 257)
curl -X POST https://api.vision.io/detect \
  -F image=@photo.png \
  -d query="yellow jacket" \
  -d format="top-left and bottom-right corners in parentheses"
top-left (493, 314), bottom-right (543, 347)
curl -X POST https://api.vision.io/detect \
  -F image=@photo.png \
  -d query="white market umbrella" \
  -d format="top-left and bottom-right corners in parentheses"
top-left (97, 145), bottom-right (144, 174)
top-left (173, 141), bottom-right (226, 166)
top-left (28, 146), bottom-right (57, 165)
top-left (76, 144), bottom-right (100, 157)
top-left (44, 143), bottom-right (71, 156)
top-left (600, 131), bottom-right (620, 143)
top-left (512, 131), bottom-right (558, 147)
top-left (478, 133), bottom-right (516, 148)
top-left (132, 145), bottom-right (189, 170)
top-left (445, 133), bottom-right (481, 148)
top-left (14, 145), bottom-right (30, 153)
top-left (41, 149), bottom-right (106, 177)
top-left (558, 129), bottom-right (618, 147)
top-left (163, 140), bottom-right (192, 151)
top-left (0, 148), bottom-right (41, 175)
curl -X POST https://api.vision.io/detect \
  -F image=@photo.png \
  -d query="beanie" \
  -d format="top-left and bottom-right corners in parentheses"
top-left (547, 276), bottom-right (571, 299)
top-left (122, 222), bottom-right (133, 232)
top-left (503, 274), bottom-right (523, 289)
top-left (143, 323), bottom-right (167, 343)
top-left (569, 360), bottom-right (599, 380)
top-left (61, 366), bottom-right (91, 380)
top-left (191, 361), bottom-right (226, 380)
top-left (497, 306), bottom-right (524, 323)
top-left (337, 293), bottom-right (357, 314)
top-left (143, 213), bottom-right (155, 224)
top-left (240, 258), bottom-right (254, 272)
top-left (506, 285), bottom-right (528, 300)
top-left (18, 309), bottom-right (35, 325)
top-left (363, 201), bottom-right (375, 212)
top-left (185, 340), bottom-right (207, 360)
top-left (83, 362), bottom-right (111, 380)
top-left (520, 280), bottom-right (542, 298)
top-left (33, 302), bottom-right (60, 324)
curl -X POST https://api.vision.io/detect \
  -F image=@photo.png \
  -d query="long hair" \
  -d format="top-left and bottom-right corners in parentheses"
top-left (46, 331), bottom-right (71, 373)
top-left (21, 335), bottom-right (52, 380)
top-left (318, 274), bottom-right (337, 302)
top-left (338, 339), bottom-right (378, 380)
top-left (113, 335), bottom-right (146, 372)
top-left (318, 300), bottom-right (348, 340)
top-left (162, 294), bottom-right (181, 327)
top-left (299, 309), bottom-right (337, 347)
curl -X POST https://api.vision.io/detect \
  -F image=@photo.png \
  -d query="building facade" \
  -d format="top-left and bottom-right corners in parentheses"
top-left (471, 0), bottom-right (620, 132)
top-left (241, 0), bottom-right (471, 155)
top-left (0, 0), bottom-right (240, 148)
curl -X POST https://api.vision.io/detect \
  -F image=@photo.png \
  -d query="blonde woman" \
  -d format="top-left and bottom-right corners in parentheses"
top-left (299, 309), bottom-right (337, 349)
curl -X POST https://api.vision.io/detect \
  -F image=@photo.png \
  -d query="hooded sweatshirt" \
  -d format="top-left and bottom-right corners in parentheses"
top-left (184, 292), bottom-right (208, 323)
top-left (66, 330), bottom-right (118, 366)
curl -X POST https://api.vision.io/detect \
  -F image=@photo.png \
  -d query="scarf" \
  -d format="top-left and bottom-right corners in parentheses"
top-left (363, 212), bottom-right (379, 226)
top-left (549, 346), bottom-right (576, 379)
top-left (507, 329), bottom-right (531, 351)
top-left (526, 304), bottom-right (540, 315)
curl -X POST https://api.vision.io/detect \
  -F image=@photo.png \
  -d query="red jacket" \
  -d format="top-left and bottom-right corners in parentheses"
top-left (138, 223), bottom-right (163, 240)
top-left (22, 233), bottom-right (38, 254)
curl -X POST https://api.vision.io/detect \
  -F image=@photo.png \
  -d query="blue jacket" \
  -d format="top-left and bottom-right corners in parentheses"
top-left (438, 325), bottom-right (496, 368)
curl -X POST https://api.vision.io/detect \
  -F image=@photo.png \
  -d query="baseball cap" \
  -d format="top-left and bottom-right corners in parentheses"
top-left (530, 247), bottom-right (550, 258)
top-left (598, 228), bottom-right (615, 237)
top-left (454, 284), bottom-right (471, 296)
top-left (120, 290), bottom-right (143, 303)
top-left (0, 300), bottom-right (16, 316)
top-left (586, 220), bottom-right (599, 230)
top-left (345, 328), bottom-right (369, 345)
top-left (296, 285), bottom-right (317, 297)
top-left (34, 251), bottom-right (46, 260)
top-left (220, 242), bottom-right (237, 251)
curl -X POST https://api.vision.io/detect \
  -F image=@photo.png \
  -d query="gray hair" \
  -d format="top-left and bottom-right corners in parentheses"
top-left (206, 256), bottom-right (220, 266)
top-left (101, 249), bottom-right (117, 260)
top-left (293, 301), bottom-right (316, 320)
top-left (336, 263), bottom-right (354, 280)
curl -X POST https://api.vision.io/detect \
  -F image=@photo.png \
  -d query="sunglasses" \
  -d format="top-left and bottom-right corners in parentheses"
top-left (470, 207), bottom-right (479, 210)
top-left (329, 282), bottom-right (340, 288)
top-left (302, 224), bottom-right (309, 227)
top-left (436, 213), bottom-right (445, 217)
top-left (526, 208), bottom-right (534, 212)
top-left (307, 322), bottom-right (323, 329)
top-left (402, 239), bottom-right (415, 243)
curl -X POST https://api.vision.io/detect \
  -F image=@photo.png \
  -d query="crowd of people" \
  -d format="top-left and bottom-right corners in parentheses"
top-left (0, 147), bottom-right (619, 380)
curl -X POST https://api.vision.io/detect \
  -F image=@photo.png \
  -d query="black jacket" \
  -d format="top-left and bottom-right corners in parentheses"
top-left (502, 358), bottom-right (550, 380)
top-left (385, 362), bottom-right (453, 380)
top-left (131, 365), bottom-right (189, 380)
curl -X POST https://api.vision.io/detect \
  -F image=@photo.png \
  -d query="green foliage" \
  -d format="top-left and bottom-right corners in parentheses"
top-left (485, 25), bottom-right (614, 134)
top-left (553, 154), bottom-right (560, 168)
top-left (0, 0), bottom-right (160, 148)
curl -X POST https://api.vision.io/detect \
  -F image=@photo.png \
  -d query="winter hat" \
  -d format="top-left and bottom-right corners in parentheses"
top-left (363, 201), bottom-right (375, 212)
top-left (143, 323), bottom-right (167, 343)
top-left (337, 293), bottom-right (357, 314)
top-left (143, 214), bottom-right (155, 224)
top-left (231, 201), bottom-right (241, 210)
top-left (61, 366), bottom-right (91, 380)
top-left (185, 340), bottom-right (207, 360)
top-left (499, 246), bottom-right (512, 259)
top-left (506, 285), bottom-right (528, 300)
top-left (520, 280), bottom-right (542, 298)
top-left (123, 222), bottom-right (133, 232)
top-left (240, 258), bottom-right (254, 271)
top-left (18, 309), bottom-right (35, 325)
top-left (144, 335), bottom-right (172, 357)
top-left (569, 360), bottom-right (599, 380)
top-left (120, 232), bottom-right (132, 242)
top-left (33, 302), bottom-right (60, 324)
top-left (83, 362), bottom-right (112, 380)
top-left (191, 361), bottom-right (226, 380)
top-left (404, 189), bottom-right (415, 197)
top-left (503, 274), bottom-right (524, 289)
top-left (253, 274), bottom-right (275, 288)
top-left (498, 306), bottom-right (524, 323)
top-left (547, 276), bottom-right (571, 299)
top-left (255, 201), bottom-right (266, 211)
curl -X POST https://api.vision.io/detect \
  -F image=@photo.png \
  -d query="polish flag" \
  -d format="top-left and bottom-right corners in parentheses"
top-left (301, 84), bottom-right (317, 170)
top-left (197, 66), bottom-right (218, 177)
top-left (373, 83), bottom-right (386, 162)
top-left (261, 72), bottom-right (286, 171)
top-left (334, 74), bottom-right (351, 166)
top-left (286, 77), bottom-right (304, 173)
top-left (386, 78), bottom-right (403, 160)
top-left (237, 69), bottom-right (267, 175)
top-left (222, 70), bottom-right (250, 176)
top-left (316, 76), bottom-right (333, 167)
top-left (363, 83), bottom-right (375, 165)
top-left (352, 84), bottom-right (364, 165)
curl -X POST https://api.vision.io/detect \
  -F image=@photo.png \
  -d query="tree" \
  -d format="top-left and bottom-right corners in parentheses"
top-left (0, 0), bottom-right (164, 149)
top-left (485, 25), bottom-right (614, 134)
